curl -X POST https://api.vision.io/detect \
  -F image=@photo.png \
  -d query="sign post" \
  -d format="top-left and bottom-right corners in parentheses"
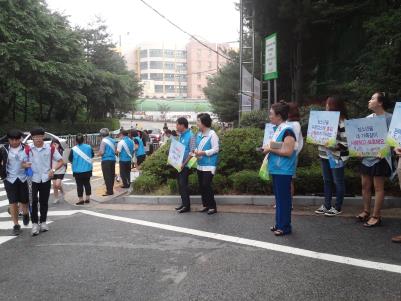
top-left (263, 33), bottom-right (278, 105)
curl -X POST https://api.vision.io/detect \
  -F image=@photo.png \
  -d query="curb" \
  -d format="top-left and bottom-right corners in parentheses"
top-left (107, 195), bottom-right (401, 208)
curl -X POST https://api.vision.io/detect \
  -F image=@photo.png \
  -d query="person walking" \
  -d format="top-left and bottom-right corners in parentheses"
top-left (69, 134), bottom-right (94, 205)
top-left (98, 128), bottom-right (116, 196)
top-left (116, 130), bottom-right (134, 188)
top-left (391, 146), bottom-right (401, 243)
top-left (263, 101), bottom-right (297, 236)
top-left (314, 96), bottom-right (349, 216)
top-left (51, 138), bottom-right (67, 204)
top-left (0, 129), bottom-right (30, 235)
top-left (29, 128), bottom-right (63, 236)
top-left (356, 92), bottom-right (393, 227)
top-left (174, 117), bottom-right (195, 213)
top-left (193, 113), bottom-right (219, 215)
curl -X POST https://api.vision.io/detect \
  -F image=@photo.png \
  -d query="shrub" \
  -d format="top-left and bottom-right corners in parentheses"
top-left (167, 178), bottom-right (178, 194)
top-left (132, 173), bottom-right (161, 194)
top-left (297, 143), bottom-right (320, 167)
top-left (188, 173), bottom-right (200, 194)
top-left (140, 142), bottom-right (176, 183)
top-left (229, 170), bottom-right (271, 194)
top-left (294, 164), bottom-right (324, 195)
top-left (240, 110), bottom-right (269, 129)
top-left (213, 174), bottom-right (232, 194)
top-left (218, 128), bottom-right (264, 175)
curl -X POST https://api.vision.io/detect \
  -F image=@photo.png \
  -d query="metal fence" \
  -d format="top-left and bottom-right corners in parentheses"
top-left (58, 133), bottom-right (103, 148)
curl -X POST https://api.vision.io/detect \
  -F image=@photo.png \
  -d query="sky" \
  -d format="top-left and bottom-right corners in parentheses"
top-left (45, 0), bottom-right (240, 51)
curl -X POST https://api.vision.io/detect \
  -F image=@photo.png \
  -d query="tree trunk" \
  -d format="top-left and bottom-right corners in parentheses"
top-left (294, 33), bottom-right (303, 104)
top-left (12, 92), bottom-right (16, 121)
top-left (46, 103), bottom-right (54, 122)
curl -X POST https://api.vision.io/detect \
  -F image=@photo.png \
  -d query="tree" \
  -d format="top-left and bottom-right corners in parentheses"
top-left (204, 51), bottom-right (240, 122)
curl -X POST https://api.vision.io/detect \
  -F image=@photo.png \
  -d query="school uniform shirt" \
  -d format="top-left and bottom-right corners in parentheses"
top-left (5, 145), bottom-right (28, 183)
top-left (29, 143), bottom-right (62, 183)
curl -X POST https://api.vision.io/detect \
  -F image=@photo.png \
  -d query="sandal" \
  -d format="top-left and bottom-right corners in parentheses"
top-left (274, 229), bottom-right (285, 236)
top-left (270, 226), bottom-right (277, 232)
top-left (356, 210), bottom-right (370, 222)
top-left (363, 216), bottom-right (381, 227)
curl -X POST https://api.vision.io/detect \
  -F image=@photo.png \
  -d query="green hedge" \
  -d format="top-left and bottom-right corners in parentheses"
top-left (229, 170), bottom-right (271, 194)
top-left (132, 173), bottom-right (161, 194)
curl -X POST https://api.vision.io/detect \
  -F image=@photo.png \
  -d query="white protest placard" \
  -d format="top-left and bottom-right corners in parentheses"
top-left (387, 102), bottom-right (401, 147)
top-left (167, 139), bottom-right (186, 171)
top-left (263, 123), bottom-right (275, 147)
top-left (306, 111), bottom-right (340, 147)
top-left (345, 116), bottom-right (390, 157)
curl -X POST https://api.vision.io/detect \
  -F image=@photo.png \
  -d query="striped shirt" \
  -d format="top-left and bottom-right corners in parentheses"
top-left (318, 119), bottom-right (349, 161)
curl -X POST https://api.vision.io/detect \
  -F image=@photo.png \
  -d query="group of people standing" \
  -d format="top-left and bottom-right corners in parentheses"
top-left (261, 92), bottom-right (401, 243)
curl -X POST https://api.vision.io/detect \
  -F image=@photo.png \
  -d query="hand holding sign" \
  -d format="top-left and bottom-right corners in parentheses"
top-left (167, 139), bottom-right (186, 172)
top-left (306, 111), bottom-right (340, 147)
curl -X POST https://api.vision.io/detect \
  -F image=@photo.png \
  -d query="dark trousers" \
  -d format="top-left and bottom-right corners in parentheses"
top-left (320, 158), bottom-right (345, 211)
top-left (75, 177), bottom-right (91, 197)
top-left (197, 170), bottom-right (216, 209)
top-left (102, 160), bottom-right (115, 194)
top-left (31, 181), bottom-right (51, 224)
top-left (272, 174), bottom-right (292, 234)
top-left (119, 161), bottom-right (131, 188)
top-left (178, 167), bottom-right (191, 208)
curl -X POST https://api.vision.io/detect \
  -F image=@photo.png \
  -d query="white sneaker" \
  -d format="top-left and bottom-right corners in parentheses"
top-left (324, 207), bottom-right (342, 217)
top-left (59, 193), bottom-right (65, 202)
top-left (53, 198), bottom-right (59, 204)
top-left (40, 222), bottom-right (49, 232)
top-left (31, 223), bottom-right (40, 236)
top-left (315, 205), bottom-right (329, 214)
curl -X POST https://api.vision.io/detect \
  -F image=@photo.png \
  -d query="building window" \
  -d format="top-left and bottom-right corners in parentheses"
top-left (150, 61), bottom-right (163, 69)
top-left (164, 62), bottom-right (175, 70)
top-left (140, 49), bottom-right (148, 58)
top-left (176, 50), bottom-right (186, 58)
top-left (197, 73), bottom-right (201, 80)
top-left (150, 73), bottom-right (163, 80)
top-left (149, 49), bottom-right (163, 57)
top-left (140, 62), bottom-right (148, 70)
top-left (140, 73), bottom-right (148, 80)
top-left (165, 85), bottom-right (175, 93)
top-left (164, 73), bottom-right (175, 81)
top-left (155, 85), bottom-right (163, 93)
top-left (164, 49), bottom-right (174, 58)
top-left (197, 84), bottom-right (202, 91)
top-left (176, 62), bottom-right (186, 71)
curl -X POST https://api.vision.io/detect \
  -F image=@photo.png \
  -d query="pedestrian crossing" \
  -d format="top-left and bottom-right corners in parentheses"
top-left (65, 160), bottom-right (118, 178)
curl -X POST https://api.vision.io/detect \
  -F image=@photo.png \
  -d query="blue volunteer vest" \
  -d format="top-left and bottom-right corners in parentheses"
top-left (179, 129), bottom-right (193, 162)
top-left (72, 144), bottom-right (93, 173)
top-left (102, 137), bottom-right (116, 161)
top-left (119, 136), bottom-right (134, 162)
top-left (134, 137), bottom-right (146, 156)
top-left (268, 127), bottom-right (297, 176)
top-left (196, 131), bottom-right (218, 167)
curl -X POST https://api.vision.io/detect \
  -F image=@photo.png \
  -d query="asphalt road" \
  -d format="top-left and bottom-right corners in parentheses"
top-left (0, 198), bottom-right (401, 301)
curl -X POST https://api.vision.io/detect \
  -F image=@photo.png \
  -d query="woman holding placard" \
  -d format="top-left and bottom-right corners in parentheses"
top-left (314, 96), bottom-right (349, 217)
top-left (357, 92), bottom-right (393, 227)
top-left (263, 101), bottom-right (297, 236)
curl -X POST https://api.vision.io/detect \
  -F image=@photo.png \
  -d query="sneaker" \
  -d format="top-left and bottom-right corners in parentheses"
top-left (315, 205), bottom-right (329, 214)
top-left (40, 222), bottom-right (49, 232)
top-left (59, 192), bottom-right (65, 202)
top-left (12, 224), bottom-right (21, 236)
top-left (22, 213), bottom-right (30, 226)
top-left (53, 198), bottom-right (59, 204)
top-left (31, 223), bottom-right (40, 236)
top-left (325, 207), bottom-right (342, 217)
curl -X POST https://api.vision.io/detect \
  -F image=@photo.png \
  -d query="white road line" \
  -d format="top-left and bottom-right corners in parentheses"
top-left (0, 236), bottom-right (15, 245)
top-left (80, 210), bottom-right (401, 275)
top-left (0, 183), bottom-right (4, 188)
top-left (0, 191), bottom-right (6, 197)
top-left (0, 200), bottom-right (8, 208)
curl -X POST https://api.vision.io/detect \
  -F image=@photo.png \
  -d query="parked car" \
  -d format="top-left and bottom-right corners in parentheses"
top-left (148, 129), bottom-right (162, 143)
